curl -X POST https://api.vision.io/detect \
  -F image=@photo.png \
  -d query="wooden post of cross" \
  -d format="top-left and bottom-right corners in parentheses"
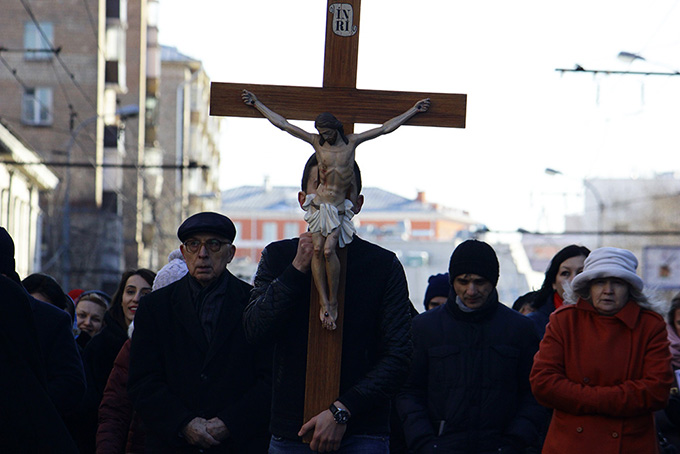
top-left (209, 0), bottom-right (466, 442)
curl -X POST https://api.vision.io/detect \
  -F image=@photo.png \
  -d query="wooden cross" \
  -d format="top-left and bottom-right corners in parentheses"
top-left (210, 0), bottom-right (466, 441)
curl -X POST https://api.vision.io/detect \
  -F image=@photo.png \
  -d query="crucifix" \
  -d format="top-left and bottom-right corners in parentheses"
top-left (210, 0), bottom-right (466, 442)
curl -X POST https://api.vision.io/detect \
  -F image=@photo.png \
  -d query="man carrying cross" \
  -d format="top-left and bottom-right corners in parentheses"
top-left (243, 155), bottom-right (413, 453)
top-left (242, 89), bottom-right (429, 331)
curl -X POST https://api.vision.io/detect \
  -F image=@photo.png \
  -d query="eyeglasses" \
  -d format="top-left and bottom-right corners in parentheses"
top-left (183, 239), bottom-right (231, 254)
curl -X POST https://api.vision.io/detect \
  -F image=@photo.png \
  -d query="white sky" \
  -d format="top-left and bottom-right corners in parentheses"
top-left (158, 0), bottom-right (680, 233)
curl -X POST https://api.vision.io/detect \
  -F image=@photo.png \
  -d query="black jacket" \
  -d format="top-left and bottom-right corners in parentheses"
top-left (0, 275), bottom-right (79, 453)
top-left (30, 295), bottom-right (87, 415)
top-left (71, 311), bottom-right (129, 453)
top-left (83, 311), bottom-right (128, 400)
top-left (243, 236), bottom-right (413, 439)
top-left (128, 271), bottom-right (272, 453)
top-left (396, 291), bottom-right (545, 454)
top-left (526, 294), bottom-right (555, 339)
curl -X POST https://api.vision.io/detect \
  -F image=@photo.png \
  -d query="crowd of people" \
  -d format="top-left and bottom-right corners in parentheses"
top-left (2, 155), bottom-right (679, 454)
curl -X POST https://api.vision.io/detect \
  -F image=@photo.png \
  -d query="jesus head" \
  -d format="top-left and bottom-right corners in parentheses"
top-left (314, 112), bottom-right (349, 145)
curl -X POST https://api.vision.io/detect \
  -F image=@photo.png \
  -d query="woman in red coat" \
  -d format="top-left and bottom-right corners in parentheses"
top-left (530, 247), bottom-right (673, 454)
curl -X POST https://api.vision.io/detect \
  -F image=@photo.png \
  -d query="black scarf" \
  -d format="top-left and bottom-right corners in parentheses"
top-left (188, 271), bottom-right (230, 343)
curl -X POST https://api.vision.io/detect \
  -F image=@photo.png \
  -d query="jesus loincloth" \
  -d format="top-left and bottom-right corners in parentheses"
top-left (302, 194), bottom-right (356, 247)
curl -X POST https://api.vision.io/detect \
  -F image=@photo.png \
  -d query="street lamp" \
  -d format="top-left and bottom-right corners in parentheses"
top-left (617, 51), bottom-right (645, 63)
top-left (617, 50), bottom-right (680, 74)
top-left (61, 104), bottom-right (139, 290)
top-left (545, 168), bottom-right (605, 247)
top-left (556, 51), bottom-right (680, 76)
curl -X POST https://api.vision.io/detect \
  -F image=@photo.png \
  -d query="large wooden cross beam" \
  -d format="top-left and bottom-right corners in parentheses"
top-left (210, 0), bottom-right (466, 442)
top-left (210, 2), bottom-right (466, 133)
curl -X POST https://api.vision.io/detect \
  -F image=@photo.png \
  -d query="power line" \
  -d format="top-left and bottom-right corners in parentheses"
top-left (19, 0), bottom-right (97, 111)
top-left (0, 115), bottom-right (73, 138)
top-left (0, 53), bottom-right (56, 124)
top-left (0, 161), bottom-right (210, 170)
top-left (50, 60), bottom-right (77, 127)
top-left (0, 47), bottom-right (81, 134)
top-left (515, 229), bottom-right (680, 237)
top-left (80, 0), bottom-right (107, 59)
top-left (0, 54), bottom-right (29, 88)
top-left (556, 67), bottom-right (680, 76)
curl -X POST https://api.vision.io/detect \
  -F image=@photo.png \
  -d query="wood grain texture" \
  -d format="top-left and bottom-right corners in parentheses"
top-left (323, 0), bottom-right (360, 89)
top-left (302, 247), bottom-right (347, 443)
top-left (210, 82), bottom-right (467, 128)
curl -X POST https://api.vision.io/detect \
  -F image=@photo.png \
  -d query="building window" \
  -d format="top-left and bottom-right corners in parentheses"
top-left (105, 60), bottom-right (119, 84)
top-left (262, 222), bottom-right (277, 243)
top-left (283, 222), bottom-right (300, 239)
top-left (22, 87), bottom-right (53, 125)
top-left (104, 125), bottom-right (119, 148)
top-left (24, 22), bottom-right (53, 60)
top-left (106, 0), bottom-right (127, 21)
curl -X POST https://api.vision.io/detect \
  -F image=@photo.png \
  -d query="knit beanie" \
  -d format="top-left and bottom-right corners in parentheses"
top-left (152, 249), bottom-right (188, 291)
top-left (448, 240), bottom-right (499, 286)
top-left (423, 273), bottom-right (450, 310)
top-left (0, 227), bottom-right (21, 284)
top-left (571, 247), bottom-right (643, 298)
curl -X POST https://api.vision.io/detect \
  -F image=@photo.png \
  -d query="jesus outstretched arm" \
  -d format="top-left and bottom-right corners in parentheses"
top-left (242, 89), bottom-right (315, 144)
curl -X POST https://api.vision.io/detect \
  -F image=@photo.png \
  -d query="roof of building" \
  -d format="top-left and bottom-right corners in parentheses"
top-left (0, 122), bottom-right (58, 190)
top-left (161, 45), bottom-right (199, 63)
top-left (221, 184), bottom-right (475, 223)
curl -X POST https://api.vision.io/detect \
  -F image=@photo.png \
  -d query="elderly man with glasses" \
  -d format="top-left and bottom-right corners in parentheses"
top-left (129, 212), bottom-right (272, 453)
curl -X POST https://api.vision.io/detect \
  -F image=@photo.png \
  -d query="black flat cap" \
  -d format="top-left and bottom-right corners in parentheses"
top-left (177, 212), bottom-right (236, 243)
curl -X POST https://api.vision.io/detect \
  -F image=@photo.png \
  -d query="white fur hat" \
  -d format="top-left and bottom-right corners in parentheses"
top-left (571, 247), bottom-right (643, 297)
top-left (152, 249), bottom-right (188, 291)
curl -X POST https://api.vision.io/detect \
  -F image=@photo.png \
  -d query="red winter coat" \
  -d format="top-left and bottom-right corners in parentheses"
top-left (96, 339), bottom-right (145, 453)
top-left (530, 299), bottom-right (673, 454)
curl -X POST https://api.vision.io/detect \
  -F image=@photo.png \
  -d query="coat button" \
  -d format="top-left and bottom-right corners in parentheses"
top-left (612, 432), bottom-right (619, 438)
top-left (583, 377), bottom-right (590, 384)
top-left (576, 427), bottom-right (583, 433)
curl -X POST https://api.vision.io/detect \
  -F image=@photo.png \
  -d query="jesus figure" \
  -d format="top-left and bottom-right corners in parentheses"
top-left (242, 89), bottom-right (430, 330)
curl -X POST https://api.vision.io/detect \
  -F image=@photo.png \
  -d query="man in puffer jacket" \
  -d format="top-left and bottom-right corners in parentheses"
top-left (397, 240), bottom-right (546, 454)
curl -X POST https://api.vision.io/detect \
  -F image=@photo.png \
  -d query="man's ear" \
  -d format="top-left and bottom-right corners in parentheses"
top-left (298, 191), bottom-right (307, 210)
top-left (353, 194), bottom-right (364, 214)
top-left (226, 244), bottom-right (236, 264)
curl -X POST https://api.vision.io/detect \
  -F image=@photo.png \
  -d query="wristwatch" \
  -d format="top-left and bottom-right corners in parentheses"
top-left (329, 403), bottom-right (350, 424)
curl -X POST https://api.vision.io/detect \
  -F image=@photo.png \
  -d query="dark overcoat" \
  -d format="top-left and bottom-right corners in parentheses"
top-left (128, 271), bottom-right (272, 453)
top-left (0, 275), bottom-right (79, 453)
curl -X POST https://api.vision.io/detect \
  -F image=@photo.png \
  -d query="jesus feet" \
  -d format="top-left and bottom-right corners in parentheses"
top-left (320, 303), bottom-right (338, 330)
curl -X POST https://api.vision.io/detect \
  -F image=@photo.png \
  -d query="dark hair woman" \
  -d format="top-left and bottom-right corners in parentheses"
top-left (527, 245), bottom-right (590, 338)
top-left (72, 269), bottom-right (155, 453)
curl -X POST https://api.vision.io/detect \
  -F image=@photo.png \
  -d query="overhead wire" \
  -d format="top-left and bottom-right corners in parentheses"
top-left (638, 0), bottom-right (680, 55)
top-left (81, 0), bottom-right (107, 59)
top-left (0, 52), bottom-right (56, 128)
top-left (19, 0), bottom-right (97, 111)
top-left (0, 50), bottom-right (100, 151)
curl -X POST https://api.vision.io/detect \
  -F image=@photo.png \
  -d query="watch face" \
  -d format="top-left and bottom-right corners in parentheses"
top-left (334, 409), bottom-right (349, 424)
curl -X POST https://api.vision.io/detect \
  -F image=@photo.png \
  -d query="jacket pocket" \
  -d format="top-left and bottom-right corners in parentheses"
top-left (428, 345), bottom-right (461, 386)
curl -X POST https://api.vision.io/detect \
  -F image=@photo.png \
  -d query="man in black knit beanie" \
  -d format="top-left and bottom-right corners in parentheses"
top-left (397, 239), bottom-right (546, 454)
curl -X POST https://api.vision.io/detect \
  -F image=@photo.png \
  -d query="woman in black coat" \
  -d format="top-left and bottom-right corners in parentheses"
top-left (72, 268), bottom-right (155, 453)
top-left (526, 245), bottom-right (589, 339)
